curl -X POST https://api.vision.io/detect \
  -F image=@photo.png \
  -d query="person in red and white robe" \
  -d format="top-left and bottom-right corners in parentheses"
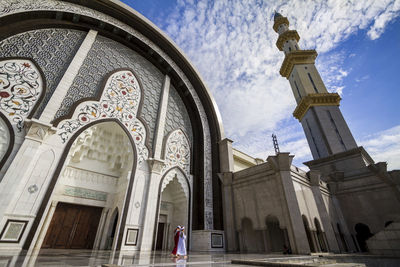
top-left (171, 226), bottom-right (181, 257)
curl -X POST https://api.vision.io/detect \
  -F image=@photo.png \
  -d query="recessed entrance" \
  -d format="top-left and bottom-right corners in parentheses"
top-left (156, 169), bottom-right (189, 251)
top-left (42, 202), bottom-right (102, 249)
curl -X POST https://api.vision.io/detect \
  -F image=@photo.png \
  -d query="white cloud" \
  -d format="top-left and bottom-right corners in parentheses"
top-left (367, 0), bottom-right (400, 39)
top-left (159, 0), bottom-right (400, 167)
top-left (360, 125), bottom-right (400, 170)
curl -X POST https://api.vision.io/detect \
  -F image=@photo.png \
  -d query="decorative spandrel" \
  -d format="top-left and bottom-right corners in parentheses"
top-left (162, 129), bottom-right (191, 175)
top-left (57, 70), bottom-right (148, 164)
top-left (0, 59), bottom-right (43, 131)
top-left (0, 28), bottom-right (86, 118)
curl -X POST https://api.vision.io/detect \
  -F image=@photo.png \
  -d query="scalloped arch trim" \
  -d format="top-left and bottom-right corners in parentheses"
top-left (56, 70), bottom-right (148, 164)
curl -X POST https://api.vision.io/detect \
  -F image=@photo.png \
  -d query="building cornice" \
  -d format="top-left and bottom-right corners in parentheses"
top-left (276, 30), bottom-right (300, 51)
top-left (273, 16), bottom-right (289, 32)
top-left (280, 50), bottom-right (318, 78)
top-left (293, 93), bottom-right (341, 121)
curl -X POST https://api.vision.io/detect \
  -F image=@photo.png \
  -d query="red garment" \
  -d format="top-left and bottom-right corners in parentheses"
top-left (171, 230), bottom-right (180, 255)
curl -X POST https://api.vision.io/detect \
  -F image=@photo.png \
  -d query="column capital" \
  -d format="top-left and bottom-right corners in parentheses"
top-left (147, 158), bottom-right (165, 174)
top-left (267, 153), bottom-right (294, 172)
top-left (24, 118), bottom-right (57, 143)
top-left (308, 170), bottom-right (321, 186)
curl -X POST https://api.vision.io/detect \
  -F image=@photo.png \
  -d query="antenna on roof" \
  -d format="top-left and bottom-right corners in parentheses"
top-left (272, 134), bottom-right (280, 155)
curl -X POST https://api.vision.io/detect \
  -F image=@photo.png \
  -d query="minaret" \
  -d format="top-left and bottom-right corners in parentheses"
top-left (273, 12), bottom-right (358, 160)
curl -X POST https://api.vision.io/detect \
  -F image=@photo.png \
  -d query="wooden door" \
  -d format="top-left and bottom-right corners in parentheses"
top-left (42, 202), bottom-right (103, 249)
top-left (155, 223), bottom-right (165, 250)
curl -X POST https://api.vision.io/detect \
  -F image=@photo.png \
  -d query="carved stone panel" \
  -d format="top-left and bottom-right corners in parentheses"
top-left (0, 28), bottom-right (85, 118)
top-left (164, 86), bottom-right (193, 145)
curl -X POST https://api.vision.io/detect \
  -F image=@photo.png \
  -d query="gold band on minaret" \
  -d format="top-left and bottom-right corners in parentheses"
top-left (280, 50), bottom-right (318, 78)
top-left (293, 93), bottom-right (341, 120)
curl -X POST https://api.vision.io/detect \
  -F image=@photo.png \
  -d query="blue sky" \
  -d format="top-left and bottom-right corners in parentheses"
top-left (122, 0), bottom-right (400, 170)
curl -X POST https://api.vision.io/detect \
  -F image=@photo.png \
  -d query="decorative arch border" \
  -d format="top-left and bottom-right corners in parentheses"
top-left (23, 119), bottom-right (139, 251)
top-left (161, 128), bottom-right (191, 176)
top-left (152, 166), bottom-right (192, 251)
top-left (0, 111), bottom-right (14, 171)
top-left (0, 57), bottom-right (47, 131)
top-left (54, 68), bottom-right (151, 164)
top-left (160, 167), bottom-right (190, 200)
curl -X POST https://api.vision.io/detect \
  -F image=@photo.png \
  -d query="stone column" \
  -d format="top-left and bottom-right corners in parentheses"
top-left (267, 153), bottom-right (310, 254)
top-left (33, 200), bottom-right (58, 251)
top-left (140, 159), bottom-right (164, 251)
top-left (152, 75), bottom-right (170, 158)
top-left (138, 75), bottom-right (170, 251)
top-left (218, 138), bottom-right (237, 251)
top-left (39, 30), bottom-right (98, 123)
top-left (309, 170), bottom-right (340, 252)
top-left (0, 119), bottom-right (57, 222)
top-left (94, 208), bottom-right (109, 250)
top-left (331, 194), bottom-right (357, 251)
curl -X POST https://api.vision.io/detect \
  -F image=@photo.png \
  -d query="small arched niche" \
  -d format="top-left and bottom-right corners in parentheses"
top-left (265, 215), bottom-right (286, 252)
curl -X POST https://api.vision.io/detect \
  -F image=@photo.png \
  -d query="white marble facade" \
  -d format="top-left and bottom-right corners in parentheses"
top-left (2, 0), bottom-right (399, 258)
top-left (0, 0), bottom-right (223, 253)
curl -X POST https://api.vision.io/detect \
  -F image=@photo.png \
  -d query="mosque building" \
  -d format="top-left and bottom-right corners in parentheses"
top-left (0, 0), bottom-right (399, 257)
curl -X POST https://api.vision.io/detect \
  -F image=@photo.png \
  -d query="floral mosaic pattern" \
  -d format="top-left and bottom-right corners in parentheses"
top-left (162, 129), bottom-right (190, 175)
top-left (0, 59), bottom-right (43, 131)
top-left (57, 70), bottom-right (148, 164)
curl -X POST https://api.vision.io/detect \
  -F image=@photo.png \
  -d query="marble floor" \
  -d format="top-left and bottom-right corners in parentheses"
top-left (0, 250), bottom-right (293, 267)
top-left (0, 250), bottom-right (399, 267)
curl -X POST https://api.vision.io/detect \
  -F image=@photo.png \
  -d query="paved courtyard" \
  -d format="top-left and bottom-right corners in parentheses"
top-left (1, 250), bottom-right (400, 267)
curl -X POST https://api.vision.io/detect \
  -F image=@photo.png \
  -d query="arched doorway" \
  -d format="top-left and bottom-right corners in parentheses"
top-left (355, 223), bottom-right (373, 252)
top-left (41, 121), bottom-right (135, 250)
top-left (240, 218), bottom-right (265, 252)
top-left (155, 169), bottom-right (189, 251)
top-left (302, 215), bottom-right (316, 252)
top-left (265, 215), bottom-right (286, 252)
top-left (314, 218), bottom-right (327, 252)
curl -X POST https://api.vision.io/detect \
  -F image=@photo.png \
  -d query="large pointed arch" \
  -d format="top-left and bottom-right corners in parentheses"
top-left (23, 119), bottom-right (139, 251)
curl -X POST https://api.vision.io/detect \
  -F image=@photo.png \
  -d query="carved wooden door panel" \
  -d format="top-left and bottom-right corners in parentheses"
top-left (42, 202), bottom-right (102, 249)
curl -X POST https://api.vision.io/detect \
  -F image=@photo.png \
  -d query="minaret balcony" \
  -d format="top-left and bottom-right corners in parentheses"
top-left (276, 30), bottom-right (300, 50)
top-left (280, 50), bottom-right (318, 78)
top-left (293, 93), bottom-right (341, 121)
top-left (273, 16), bottom-right (290, 32)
